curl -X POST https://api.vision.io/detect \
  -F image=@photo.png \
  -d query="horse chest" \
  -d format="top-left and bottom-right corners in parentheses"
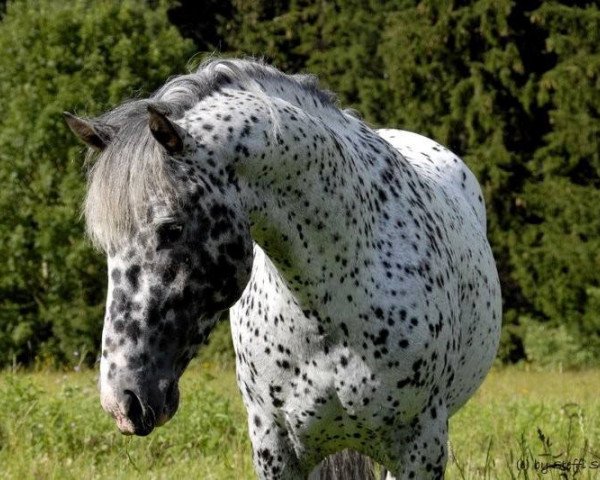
top-left (231, 245), bottom-right (453, 448)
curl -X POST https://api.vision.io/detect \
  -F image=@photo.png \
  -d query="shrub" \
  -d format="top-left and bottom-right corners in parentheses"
top-left (0, 0), bottom-right (195, 366)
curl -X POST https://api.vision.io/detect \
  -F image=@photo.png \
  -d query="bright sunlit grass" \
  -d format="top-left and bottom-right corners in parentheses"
top-left (0, 363), bottom-right (598, 479)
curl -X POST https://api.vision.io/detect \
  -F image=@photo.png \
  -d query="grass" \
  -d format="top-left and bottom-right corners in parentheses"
top-left (0, 363), bottom-right (598, 479)
top-left (446, 368), bottom-right (600, 479)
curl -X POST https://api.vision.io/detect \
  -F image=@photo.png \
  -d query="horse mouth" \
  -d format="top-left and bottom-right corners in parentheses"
top-left (114, 412), bottom-right (139, 436)
top-left (114, 411), bottom-right (159, 436)
top-left (109, 390), bottom-right (157, 436)
top-left (116, 383), bottom-right (179, 435)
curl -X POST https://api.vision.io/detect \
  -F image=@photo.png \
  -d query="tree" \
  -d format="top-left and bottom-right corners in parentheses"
top-left (511, 3), bottom-right (600, 365)
top-left (167, 0), bottom-right (235, 52)
top-left (378, 0), bottom-right (550, 361)
top-left (226, 0), bottom-right (402, 122)
top-left (378, 0), bottom-right (600, 364)
top-left (0, 0), bottom-right (195, 366)
top-left (1, 0), bottom-right (597, 367)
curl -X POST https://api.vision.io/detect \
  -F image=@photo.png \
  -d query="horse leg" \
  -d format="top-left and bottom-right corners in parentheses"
top-left (386, 407), bottom-right (449, 480)
top-left (251, 438), bottom-right (306, 479)
top-left (247, 412), bottom-right (306, 480)
top-left (308, 450), bottom-right (378, 480)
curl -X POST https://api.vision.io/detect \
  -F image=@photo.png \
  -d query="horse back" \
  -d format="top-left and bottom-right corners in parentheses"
top-left (377, 128), bottom-right (487, 232)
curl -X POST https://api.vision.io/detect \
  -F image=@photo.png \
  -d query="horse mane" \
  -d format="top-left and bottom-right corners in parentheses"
top-left (83, 58), bottom-right (340, 251)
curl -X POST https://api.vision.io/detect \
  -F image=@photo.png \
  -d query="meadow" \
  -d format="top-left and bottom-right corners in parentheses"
top-left (0, 359), bottom-right (598, 480)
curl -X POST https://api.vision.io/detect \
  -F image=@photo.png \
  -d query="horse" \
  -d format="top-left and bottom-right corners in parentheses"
top-left (65, 58), bottom-right (501, 479)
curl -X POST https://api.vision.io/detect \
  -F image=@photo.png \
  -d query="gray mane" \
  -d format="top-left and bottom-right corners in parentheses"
top-left (84, 58), bottom-right (340, 251)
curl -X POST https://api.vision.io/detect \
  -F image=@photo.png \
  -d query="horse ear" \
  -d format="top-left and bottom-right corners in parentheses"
top-left (63, 112), bottom-right (110, 151)
top-left (147, 105), bottom-right (184, 155)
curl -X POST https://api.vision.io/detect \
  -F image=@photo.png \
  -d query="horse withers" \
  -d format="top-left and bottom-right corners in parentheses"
top-left (66, 59), bottom-right (501, 479)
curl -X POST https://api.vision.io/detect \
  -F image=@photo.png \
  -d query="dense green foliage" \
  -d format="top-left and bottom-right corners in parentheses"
top-left (0, 0), bottom-right (194, 365)
top-left (0, 0), bottom-right (598, 367)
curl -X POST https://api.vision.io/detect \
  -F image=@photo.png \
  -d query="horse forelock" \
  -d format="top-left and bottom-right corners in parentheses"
top-left (83, 58), bottom-right (341, 251)
top-left (83, 114), bottom-right (177, 251)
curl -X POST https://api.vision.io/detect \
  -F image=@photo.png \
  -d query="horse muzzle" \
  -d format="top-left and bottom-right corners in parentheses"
top-left (101, 380), bottom-right (180, 436)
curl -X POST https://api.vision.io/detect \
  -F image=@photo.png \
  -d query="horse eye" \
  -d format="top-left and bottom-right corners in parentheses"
top-left (157, 223), bottom-right (184, 246)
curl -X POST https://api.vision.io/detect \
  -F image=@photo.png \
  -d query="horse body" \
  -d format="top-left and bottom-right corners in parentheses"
top-left (66, 59), bottom-right (501, 479)
top-left (228, 104), bottom-right (501, 477)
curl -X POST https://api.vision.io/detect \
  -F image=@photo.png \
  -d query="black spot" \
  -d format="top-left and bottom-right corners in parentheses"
top-left (253, 415), bottom-right (262, 427)
top-left (125, 264), bottom-right (141, 292)
top-left (373, 329), bottom-right (389, 346)
top-left (224, 237), bottom-right (245, 260)
top-left (111, 269), bottom-right (122, 284)
top-left (126, 320), bottom-right (141, 343)
top-left (397, 377), bottom-right (411, 388)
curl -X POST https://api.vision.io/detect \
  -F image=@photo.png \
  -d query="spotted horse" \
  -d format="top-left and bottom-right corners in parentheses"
top-left (65, 59), bottom-right (501, 479)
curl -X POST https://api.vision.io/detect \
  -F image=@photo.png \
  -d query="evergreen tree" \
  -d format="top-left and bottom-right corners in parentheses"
top-left (378, 0), bottom-right (600, 363)
top-left (511, 3), bottom-right (600, 364)
top-left (379, 0), bottom-right (553, 361)
top-left (227, 0), bottom-right (402, 122)
top-left (167, 0), bottom-right (234, 52)
top-left (167, 0), bottom-right (600, 365)
top-left (227, 0), bottom-right (307, 72)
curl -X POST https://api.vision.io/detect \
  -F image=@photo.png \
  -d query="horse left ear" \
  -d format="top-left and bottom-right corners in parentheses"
top-left (63, 112), bottom-right (111, 150)
top-left (147, 105), bottom-right (185, 155)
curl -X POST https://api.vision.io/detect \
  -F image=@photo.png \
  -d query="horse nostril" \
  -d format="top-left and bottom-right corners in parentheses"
top-left (123, 389), bottom-right (155, 436)
top-left (123, 389), bottom-right (143, 423)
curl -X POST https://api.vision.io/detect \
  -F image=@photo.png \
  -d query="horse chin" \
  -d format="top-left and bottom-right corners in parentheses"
top-left (114, 413), bottom-right (137, 436)
top-left (115, 416), bottom-right (155, 437)
top-left (155, 412), bottom-right (172, 427)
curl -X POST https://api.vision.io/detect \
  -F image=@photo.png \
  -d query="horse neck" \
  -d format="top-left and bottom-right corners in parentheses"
top-left (252, 74), bottom-right (342, 123)
top-left (229, 90), bottom-right (403, 310)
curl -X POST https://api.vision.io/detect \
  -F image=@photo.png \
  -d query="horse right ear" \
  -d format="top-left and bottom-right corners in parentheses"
top-left (63, 112), bottom-right (111, 151)
top-left (147, 105), bottom-right (185, 155)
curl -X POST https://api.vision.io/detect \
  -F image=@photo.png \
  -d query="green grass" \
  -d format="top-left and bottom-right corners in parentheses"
top-left (446, 368), bottom-right (600, 479)
top-left (0, 364), bottom-right (598, 479)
